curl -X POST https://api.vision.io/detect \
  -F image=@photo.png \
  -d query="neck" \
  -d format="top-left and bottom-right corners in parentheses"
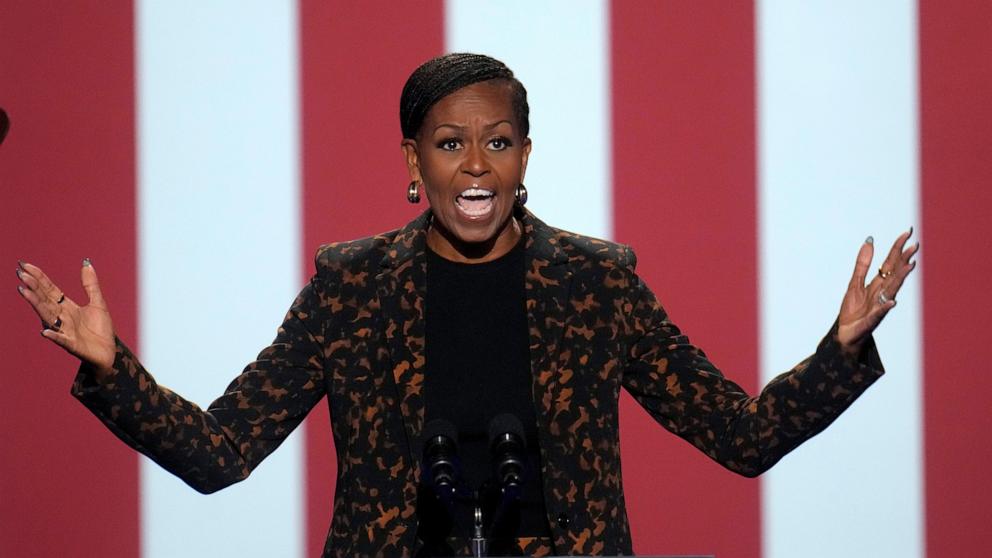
top-left (427, 215), bottom-right (521, 263)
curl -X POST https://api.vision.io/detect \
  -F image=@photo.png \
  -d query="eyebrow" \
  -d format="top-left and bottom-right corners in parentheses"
top-left (432, 119), bottom-right (513, 134)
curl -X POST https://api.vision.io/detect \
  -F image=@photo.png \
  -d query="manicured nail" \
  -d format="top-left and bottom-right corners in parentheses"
top-left (82, 258), bottom-right (91, 267)
top-left (909, 225), bottom-right (914, 236)
top-left (17, 285), bottom-right (24, 294)
top-left (15, 268), bottom-right (21, 278)
top-left (17, 260), bottom-right (25, 269)
top-left (865, 236), bottom-right (874, 245)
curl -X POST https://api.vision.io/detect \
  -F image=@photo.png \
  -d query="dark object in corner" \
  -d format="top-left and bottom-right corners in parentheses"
top-left (0, 108), bottom-right (9, 145)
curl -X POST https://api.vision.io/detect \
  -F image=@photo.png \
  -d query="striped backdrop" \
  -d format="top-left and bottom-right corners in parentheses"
top-left (2, 2), bottom-right (989, 557)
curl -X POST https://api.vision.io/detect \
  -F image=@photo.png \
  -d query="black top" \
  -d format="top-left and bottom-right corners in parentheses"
top-left (422, 237), bottom-right (552, 551)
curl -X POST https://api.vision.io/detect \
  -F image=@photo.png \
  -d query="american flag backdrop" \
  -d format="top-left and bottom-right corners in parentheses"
top-left (2, 1), bottom-right (990, 557)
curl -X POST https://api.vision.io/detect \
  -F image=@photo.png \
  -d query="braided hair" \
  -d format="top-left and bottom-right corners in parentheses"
top-left (400, 53), bottom-right (530, 140)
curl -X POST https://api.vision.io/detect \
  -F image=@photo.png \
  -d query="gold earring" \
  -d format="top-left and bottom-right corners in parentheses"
top-left (407, 181), bottom-right (421, 204)
top-left (514, 183), bottom-right (528, 205)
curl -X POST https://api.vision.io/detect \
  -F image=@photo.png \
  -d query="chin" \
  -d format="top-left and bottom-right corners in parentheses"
top-left (431, 208), bottom-right (514, 252)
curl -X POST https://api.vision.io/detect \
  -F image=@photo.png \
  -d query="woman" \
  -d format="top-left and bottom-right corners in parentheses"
top-left (15, 53), bottom-right (917, 557)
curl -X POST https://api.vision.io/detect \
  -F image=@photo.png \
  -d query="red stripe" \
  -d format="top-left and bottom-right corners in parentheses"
top-left (299, 2), bottom-right (444, 554)
top-left (0, 3), bottom-right (139, 557)
top-left (611, 3), bottom-right (761, 556)
top-left (919, 1), bottom-right (992, 555)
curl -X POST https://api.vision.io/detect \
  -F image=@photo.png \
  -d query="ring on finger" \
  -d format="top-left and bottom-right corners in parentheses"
top-left (878, 267), bottom-right (893, 279)
top-left (878, 291), bottom-right (890, 305)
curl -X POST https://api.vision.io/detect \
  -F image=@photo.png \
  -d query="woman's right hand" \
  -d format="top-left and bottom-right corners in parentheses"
top-left (16, 259), bottom-right (116, 374)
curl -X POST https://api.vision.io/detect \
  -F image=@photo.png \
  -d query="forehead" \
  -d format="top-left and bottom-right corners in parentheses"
top-left (423, 81), bottom-right (516, 129)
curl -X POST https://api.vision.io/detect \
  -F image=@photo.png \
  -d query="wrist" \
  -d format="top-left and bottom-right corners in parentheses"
top-left (91, 364), bottom-right (115, 382)
top-left (838, 337), bottom-right (864, 357)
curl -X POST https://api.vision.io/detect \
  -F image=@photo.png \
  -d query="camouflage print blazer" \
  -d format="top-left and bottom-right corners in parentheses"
top-left (72, 208), bottom-right (884, 557)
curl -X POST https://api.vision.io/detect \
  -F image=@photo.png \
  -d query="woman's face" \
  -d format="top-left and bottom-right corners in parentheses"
top-left (402, 80), bottom-right (531, 262)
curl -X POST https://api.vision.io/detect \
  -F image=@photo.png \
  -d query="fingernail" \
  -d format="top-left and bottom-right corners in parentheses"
top-left (15, 268), bottom-right (21, 278)
top-left (82, 258), bottom-right (91, 267)
top-left (865, 236), bottom-right (874, 245)
top-left (17, 260), bottom-right (25, 269)
top-left (17, 285), bottom-right (24, 294)
top-left (909, 225), bottom-right (914, 236)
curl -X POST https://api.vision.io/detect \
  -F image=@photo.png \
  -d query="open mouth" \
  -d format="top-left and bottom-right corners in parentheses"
top-left (455, 187), bottom-right (495, 218)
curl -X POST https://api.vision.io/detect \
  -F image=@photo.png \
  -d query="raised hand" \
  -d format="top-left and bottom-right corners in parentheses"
top-left (837, 229), bottom-right (919, 351)
top-left (16, 259), bottom-right (116, 372)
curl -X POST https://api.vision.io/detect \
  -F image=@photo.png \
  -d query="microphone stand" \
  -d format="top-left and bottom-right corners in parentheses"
top-left (470, 499), bottom-right (487, 558)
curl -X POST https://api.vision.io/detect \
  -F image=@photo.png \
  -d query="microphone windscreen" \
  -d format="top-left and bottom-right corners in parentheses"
top-left (423, 418), bottom-right (458, 452)
top-left (488, 413), bottom-right (525, 447)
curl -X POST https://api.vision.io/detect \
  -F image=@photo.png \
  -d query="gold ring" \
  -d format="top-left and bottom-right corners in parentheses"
top-left (878, 267), bottom-right (893, 279)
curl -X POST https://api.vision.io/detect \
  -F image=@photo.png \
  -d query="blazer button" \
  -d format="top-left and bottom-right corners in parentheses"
top-left (556, 512), bottom-right (570, 529)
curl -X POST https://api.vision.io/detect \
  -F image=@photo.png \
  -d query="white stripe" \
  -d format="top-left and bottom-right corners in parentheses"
top-left (136, 2), bottom-right (302, 557)
top-left (445, 0), bottom-right (612, 239)
top-left (757, 2), bottom-right (923, 557)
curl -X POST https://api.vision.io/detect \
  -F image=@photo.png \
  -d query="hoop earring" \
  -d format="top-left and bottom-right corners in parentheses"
top-left (514, 183), bottom-right (528, 206)
top-left (407, 181), bottom-right (421, 204)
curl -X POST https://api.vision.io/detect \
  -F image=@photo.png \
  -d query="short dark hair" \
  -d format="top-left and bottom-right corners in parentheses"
top-left (400, 52), bottom-right (530, 140)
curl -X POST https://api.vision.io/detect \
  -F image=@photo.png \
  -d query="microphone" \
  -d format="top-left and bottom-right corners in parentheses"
top-left (488, 413), bottom-right (526, 498)
top-left (421, 418), bottom-right (460, 500)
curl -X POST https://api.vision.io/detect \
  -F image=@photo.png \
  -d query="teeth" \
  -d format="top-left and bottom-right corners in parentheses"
top-left (458, 187), bottom-right (494, 198)
top-left (458, 202), bottom-right (492, 217)
top-left (455, 186), bottom-right (495, 217)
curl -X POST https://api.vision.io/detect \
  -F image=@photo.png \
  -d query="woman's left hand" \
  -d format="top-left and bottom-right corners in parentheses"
top-left (837, 229), bottom-right (919, 352)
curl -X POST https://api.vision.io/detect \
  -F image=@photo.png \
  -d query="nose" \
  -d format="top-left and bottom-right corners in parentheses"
top-left (461, 143), bottom-right (489, 177)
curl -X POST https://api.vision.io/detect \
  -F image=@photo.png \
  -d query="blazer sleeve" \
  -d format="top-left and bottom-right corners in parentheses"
top-left (619, 258), bottom-right (885, 477)
top-left (70, 275), bottom-right (328, 494)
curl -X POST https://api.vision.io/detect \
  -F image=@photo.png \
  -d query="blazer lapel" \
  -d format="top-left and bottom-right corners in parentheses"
top-left (520, 210), bottom-right (573, 419)
top-left (376, 210), bottom-right (430, 478)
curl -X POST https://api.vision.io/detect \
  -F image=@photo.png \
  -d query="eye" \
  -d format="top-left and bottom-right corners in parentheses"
top-left (437, 137), bottom-right (461, 151)
top-left (488, 136), bottom-right (512, 151)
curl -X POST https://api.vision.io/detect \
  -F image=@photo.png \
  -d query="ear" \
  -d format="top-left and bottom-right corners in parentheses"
top-left (519, 137), bottom-right (532, 183)
top-left (401, 139), bottom-right (422, 183)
